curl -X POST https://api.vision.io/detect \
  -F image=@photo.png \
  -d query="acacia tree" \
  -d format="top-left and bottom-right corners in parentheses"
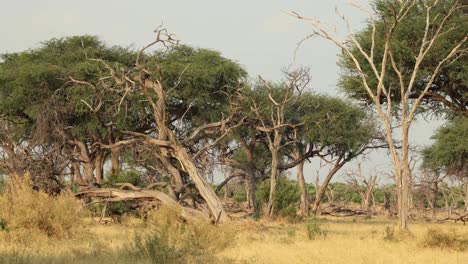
top-left (250, 69), bottom-right (310, 218)
top-left (0, 36), bottom-right (138, 187)
top-left (72, 29), bottom-right (246, 223)
top-left (422, 117), bottom-right (467, 211)
top-left (294, 0), bottom-right (467, 230)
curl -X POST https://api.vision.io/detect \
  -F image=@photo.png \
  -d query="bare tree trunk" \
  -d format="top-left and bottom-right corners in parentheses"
top-left (296, 161), bottom-right (309, 216)
top-left (399, 124), bottom-right (410, 230)
top-left (312, 157), bottom-right (344, 214)
top-left (94, 151), bottom-right (105, 184)
top-left (170, 136), bottom-right (228, 223)
top-left (464, 180), bottom-right (468, 212)
top-left (267, 147), bottom-right (279, 218)
top-left (110, 147), bottom-right (121, 175)
top-left (72, 163), bottom-right (86, 186)
top-left (245, 171), bottom-right (258, 215)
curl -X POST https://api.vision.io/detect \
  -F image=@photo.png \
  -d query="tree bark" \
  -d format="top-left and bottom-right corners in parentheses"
top-left (245, 170), bottom-right (259, 215)
top-left (110, 147), bottom-right (121, 175)
top-left (312, 157), bottom-right (344, 214)
top-left (76, 188), bottom-right (208, 222)
top-left (296, 160), bottom-right (309, 216)
top-left (267, 147), bottom-right (279, 218)
top-left (169, 133), bottom-right (228, 223)
top-left (94, 150), bottom-right (106, 184)
top-left (464, 180), bottom-right (468, 212)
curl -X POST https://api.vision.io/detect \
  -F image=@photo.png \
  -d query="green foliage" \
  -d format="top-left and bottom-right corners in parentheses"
top-left (107, 170), bottom-right (144, 187)
top-left (422, 117), bottom-right (467, 176)
top-left (256, 178), bottom-right (300, 217)
top-left (154, 45), bottom-right (247, 127)
top-left (339, 0), bottom-right (467, 115)
top-left (421, 228), bottom-right (468, 251)
top-left (305, 217), bottom-right (325, 240)
top-left (233, 189), bottom-right (247, 203)
top-left (328, 182), bottom-right (361, 204)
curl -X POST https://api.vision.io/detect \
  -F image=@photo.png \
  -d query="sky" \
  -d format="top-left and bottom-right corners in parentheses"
top-left (0, 0), bottom-right (444, 183)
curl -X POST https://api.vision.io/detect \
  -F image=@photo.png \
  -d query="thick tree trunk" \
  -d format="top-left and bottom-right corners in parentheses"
top-left (83, 162), bottom-right (95, 185)
top-left (170, 135), bottom-right (228, 223)
top-left (110, 148), bottom-right (121, 175)
top-left (94, 151), bottom-right (105, 184)
top-left (76, 188), bottom-right (208, 222)
top-left (71, 163), bottom-right (86, 186)
top-left (267, 148), bottom-right (279, 218)
top-left (245, 170), bottom-right (259, 215)
top-left (399, 124), bottom-right (410, 231)
top-left (297, 161), bottom-right (309, 216)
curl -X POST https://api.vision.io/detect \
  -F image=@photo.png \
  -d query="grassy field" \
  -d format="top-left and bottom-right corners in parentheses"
top-left (1, 216), bottom-right (467, 264)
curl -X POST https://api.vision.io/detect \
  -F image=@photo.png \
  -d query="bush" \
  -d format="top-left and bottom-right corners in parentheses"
top-left (305, 217), bottom-right (325, 240)
top-left (107, 170), bottom-right (144, 187)
top-left (0, 173), bottom-right (83, 238)
top-left (257, 178), bottom-right (300, 217)
top-left (130, 206), bottom-right (233, 263)
top-left (421, 228), bottom-right (468, 251)
top-left (383, 225), bottom-right (398, 242)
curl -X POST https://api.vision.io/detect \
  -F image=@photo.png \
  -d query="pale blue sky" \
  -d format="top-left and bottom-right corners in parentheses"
top-left (0, 0), bottom-right (443, 183)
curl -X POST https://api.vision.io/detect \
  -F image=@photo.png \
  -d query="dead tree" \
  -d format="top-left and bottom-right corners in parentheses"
top-left (293, 0), bottom-right (467, 230)
top-left (346, 164), bottom-right (379, 214)
top-left (251, 68), bottom-right (309, 218)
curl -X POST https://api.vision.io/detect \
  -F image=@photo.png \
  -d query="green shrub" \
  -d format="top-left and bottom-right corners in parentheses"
top-left (233, 189), bottom-right (247, 203)
top-left (421, 228), bottom-right (468, 251)
top-left (107, 170), bottom-right (144, 187)
top-left (305, 217), bottom-right (325, 240)
top-left (132, 232), bottom-right (184, 264)
top-left (256, 178), bottom-right (300, 217)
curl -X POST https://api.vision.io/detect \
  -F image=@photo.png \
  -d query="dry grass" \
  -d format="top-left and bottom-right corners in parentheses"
top-left (220, 217), bottom-right (468, 264)
top-left (1, 211), bottom-right (467, 263)
top-left (0, 174), bottom-right (83, 238)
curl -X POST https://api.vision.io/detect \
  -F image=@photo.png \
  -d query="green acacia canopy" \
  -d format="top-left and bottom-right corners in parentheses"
top-left (0, 36), bottom-right (137, 141)
top-left (339, 0), bottom-right (467, 116)
top-left (0, 36), bottom-right (247, 143)
top-left (422, 117), bottom-right (467, 177)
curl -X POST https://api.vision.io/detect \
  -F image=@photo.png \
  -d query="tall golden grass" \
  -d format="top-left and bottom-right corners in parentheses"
top-left (0, 173), bottom-right (83, 238)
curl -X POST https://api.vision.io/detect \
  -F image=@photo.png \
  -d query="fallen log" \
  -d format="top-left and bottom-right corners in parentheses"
top-left (75, 187), bottom-right (209, 222)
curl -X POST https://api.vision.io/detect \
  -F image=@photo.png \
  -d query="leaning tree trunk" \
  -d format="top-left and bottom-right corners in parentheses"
top-left (169, 134), bottom-right (228, 223)
top-left (312, 158), bottom-right (344, 214)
